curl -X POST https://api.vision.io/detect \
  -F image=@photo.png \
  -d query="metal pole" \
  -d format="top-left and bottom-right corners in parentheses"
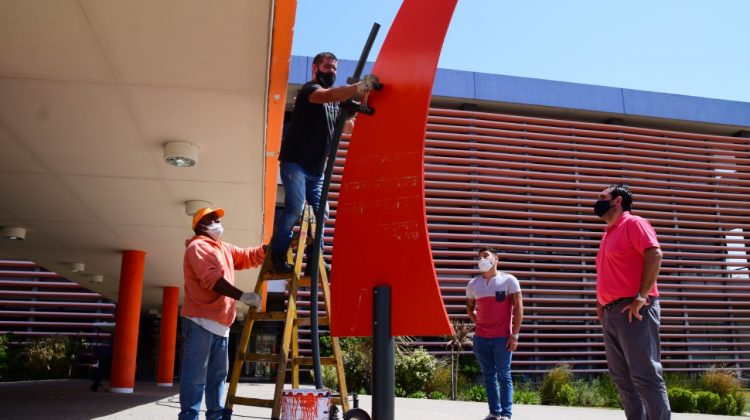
top-left (351, 23), bottom-right (381, 83)
top-left (309, 23), bottom-right (381, 389)
top-left (372, 285), bottom-right (394, 420)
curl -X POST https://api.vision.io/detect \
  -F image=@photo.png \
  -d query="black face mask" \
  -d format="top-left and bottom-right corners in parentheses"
top-left (593, 199), bottom-right (612, 218)
top-left (317, 71), bottom-right (335, 88)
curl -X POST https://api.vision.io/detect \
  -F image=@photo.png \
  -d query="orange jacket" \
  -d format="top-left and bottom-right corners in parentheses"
top-left (181, 235), bottom-right (265, 326)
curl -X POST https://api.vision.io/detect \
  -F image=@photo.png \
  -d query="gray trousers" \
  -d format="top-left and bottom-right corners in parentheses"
top-left (602, 299), bottom-right (671, 420)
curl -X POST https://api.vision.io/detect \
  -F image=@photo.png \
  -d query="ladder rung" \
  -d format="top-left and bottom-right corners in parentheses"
top-left (294, 316), bottom-right (329, 327)
top-left (226, 206), bottom-right (348, 416)
top-left (247, 311), bottom-right (287, 321)
top-left (261, 271), bottom-right (294, 281)
top-left (243, 353), bottom-right (280, 363)
top-left (290, 236), bottom-right (313, 247)
top-left (292, 356), bottom-right (337, 366)
top-left (297, 276), bottom-right (312, 287)
top-left (228, 396), bottom-right (274, 408)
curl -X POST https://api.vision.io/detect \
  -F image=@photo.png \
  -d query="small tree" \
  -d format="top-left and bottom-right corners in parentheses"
top-left (445, 320), bottom-right (473, 400)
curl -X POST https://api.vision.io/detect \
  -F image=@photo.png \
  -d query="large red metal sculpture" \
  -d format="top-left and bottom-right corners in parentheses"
top-left (331, 0), bottom-right (457, 337)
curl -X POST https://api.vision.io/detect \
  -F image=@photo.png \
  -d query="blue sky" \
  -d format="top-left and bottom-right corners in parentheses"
top-left (291, 0), bottom-right (750, 102)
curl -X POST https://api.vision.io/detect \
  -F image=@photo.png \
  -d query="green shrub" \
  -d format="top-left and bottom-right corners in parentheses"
top-left (695, 390), bottom-right (721, 414)
top-left (462, 384), bottom-right (487, 402)
top-left (717, 392), bottom-right (745, 416)
top-left (424, 358), bottom-right (452, 396)
top-left (319, 335), bottom-right (332, 357)
top-left (395, 347), bottom-right (437, 396)
top-left (668, 387), bottom-right (697, 413)
top-left (458, 354), bottom-right (481, 378)
top-left (25, 336), bottom-right (85, 380)
top-left (428, 391), bottom-right (448, 400)
top-left (664, 372), bottom-right (699, 390)
top-left (0, 334), bottom-right (23, 382)
top-left (556, 383), bottom-right (576, 406)
top-left (341, 337), bottom-right (372, 394)
top-left (731, 393), bottom-right (746, 416)
top-left (593, 375), bottom-right (621, 408)
top-left (572, 381), bottom-right (606, 407)
top-left (455, 369), bottom-right (479, 403)
top-left (409, 391), bottom-right (427, 399)
top-left (0, 334), bottom-right (9, 380)
top-left (718, 394), bottom-right (738, 416)
top-left (701, 370), bottom-right (742, 397)
top-left (540, 364), bottom-right (572, 405)
top-left (319, 365), bottom-right (338, 390)
top-left (514, 388), bottom-right (541, 405)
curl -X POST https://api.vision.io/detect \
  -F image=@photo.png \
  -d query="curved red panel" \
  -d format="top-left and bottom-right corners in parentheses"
top-left (330, 0), bottom-right (457, 337)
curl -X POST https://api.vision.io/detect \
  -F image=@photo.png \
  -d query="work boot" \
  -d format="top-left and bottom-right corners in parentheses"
top-left (271, 250), bottom-right (292, 274)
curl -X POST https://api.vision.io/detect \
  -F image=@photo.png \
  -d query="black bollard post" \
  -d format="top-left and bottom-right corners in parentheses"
top-left (372, 285), bottom-right (394, 420)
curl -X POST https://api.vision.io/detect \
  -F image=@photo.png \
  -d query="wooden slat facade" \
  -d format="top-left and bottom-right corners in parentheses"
top-left (299, 106), bottom-right (750, 376)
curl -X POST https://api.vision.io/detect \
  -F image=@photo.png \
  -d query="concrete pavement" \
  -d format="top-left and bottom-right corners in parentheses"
top-left (0, 379), bottom-right (741, 419)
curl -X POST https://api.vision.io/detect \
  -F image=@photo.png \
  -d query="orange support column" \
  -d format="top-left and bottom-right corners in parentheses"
top-left (110, 250), bottom-right (146, 393)
top-left (156, 286), bottom-right (179, 387)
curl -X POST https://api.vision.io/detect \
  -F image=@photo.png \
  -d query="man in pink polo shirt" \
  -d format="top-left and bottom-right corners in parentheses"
top-left (466, 247), bottom-right (523, 420)
top-left (179, 207), bottom-right (266, 420)
top-left (594, 185), bottom-right (670, 420)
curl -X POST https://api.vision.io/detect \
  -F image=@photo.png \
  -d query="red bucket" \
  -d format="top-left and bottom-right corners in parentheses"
top-left (280, 389), bottom-right (331, 420)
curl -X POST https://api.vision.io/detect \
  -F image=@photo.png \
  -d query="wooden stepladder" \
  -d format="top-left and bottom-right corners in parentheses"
top-left (224, 205), bottom-right (349, 419)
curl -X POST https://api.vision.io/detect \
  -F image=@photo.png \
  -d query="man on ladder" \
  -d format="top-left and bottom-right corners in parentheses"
top-left (269, 51), bottom-right (379, 274)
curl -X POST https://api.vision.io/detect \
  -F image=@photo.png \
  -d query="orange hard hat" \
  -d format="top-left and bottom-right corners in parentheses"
top-left (191, 207), bottom-right (225, 230)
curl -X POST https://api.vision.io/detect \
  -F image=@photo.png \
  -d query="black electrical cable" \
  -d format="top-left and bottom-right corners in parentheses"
top-left (309, 22), bottom-right (381, 390)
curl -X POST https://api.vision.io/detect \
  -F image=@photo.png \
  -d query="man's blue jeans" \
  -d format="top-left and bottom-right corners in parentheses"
top-left (473, 336), bottom-right (513, 418)
top-left (178, 318), bottom-right (229, 420)
top-left (271, 161), bottom-right (328, 254)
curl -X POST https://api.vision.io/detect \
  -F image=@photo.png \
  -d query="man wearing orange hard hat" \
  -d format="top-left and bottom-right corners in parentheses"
top-left (179, 207), bottom-right (266, 420)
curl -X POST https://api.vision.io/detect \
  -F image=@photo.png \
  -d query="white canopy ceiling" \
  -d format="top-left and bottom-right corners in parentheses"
top-left (0, 0), bottom-right (274, 309)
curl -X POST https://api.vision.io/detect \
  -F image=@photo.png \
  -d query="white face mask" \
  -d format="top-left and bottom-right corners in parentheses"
top-left (206, 222), bottom-right (224, 240)
top-left (478, 257), bottom-right (494, 273)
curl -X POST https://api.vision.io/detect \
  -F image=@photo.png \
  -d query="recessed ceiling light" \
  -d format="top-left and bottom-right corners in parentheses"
top-left (68, 262), bottom-right (85, 273)
top-left (185, 200), bottom-right (213, 216)
top-left (163, 141), bottom-right (199, 167)
top-left (1, 227), bottom-right (26, 240)
top-left (88, 274), bottom-right (104, 284)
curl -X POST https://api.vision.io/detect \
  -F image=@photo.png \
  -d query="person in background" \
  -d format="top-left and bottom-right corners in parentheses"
top-left (89, 331), bottom-right (112, 392)
top-left (466, 247), bottom-right (523, 420)
top-left (594, 184), bottom-right (670, 420)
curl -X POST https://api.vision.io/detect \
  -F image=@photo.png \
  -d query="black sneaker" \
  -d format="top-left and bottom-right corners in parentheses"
top-left (271, 251), bottom-right (292, 274)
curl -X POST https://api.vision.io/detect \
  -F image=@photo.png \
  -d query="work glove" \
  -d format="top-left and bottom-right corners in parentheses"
top-left (239, 292), bottom-right (261, 309)
top-left (357, 74), bottom-right (379, 94)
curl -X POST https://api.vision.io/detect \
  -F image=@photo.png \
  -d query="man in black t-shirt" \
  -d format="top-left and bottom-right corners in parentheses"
top-left (271, 52), bottom-right (377, 273)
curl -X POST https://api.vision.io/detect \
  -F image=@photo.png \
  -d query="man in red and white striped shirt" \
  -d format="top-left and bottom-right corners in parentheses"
top-left (466, 247), bottom-right (523, 420)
